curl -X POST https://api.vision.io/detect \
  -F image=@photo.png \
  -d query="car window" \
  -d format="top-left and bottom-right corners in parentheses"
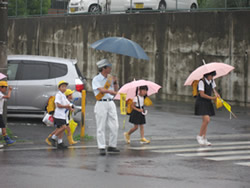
top-left (20, 61), bottom-right (50, 80)
top-left (7, 62), bottom-right (19, 80)
top-left (50, 63), bottom-right (67, 78)
top-left (74, 64), bottom-right (84, 80)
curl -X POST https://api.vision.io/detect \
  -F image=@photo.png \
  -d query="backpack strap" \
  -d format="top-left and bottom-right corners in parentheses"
top-left (137, 96), bottom-right (141, 109)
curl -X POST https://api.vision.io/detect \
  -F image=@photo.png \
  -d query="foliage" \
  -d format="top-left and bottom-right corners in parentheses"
top-left (8, 0), bottom-right (51, 17)
top-left (73, 134), bottom-right (94, 141)
top-left (0, 127), bottom-right (14, 142)
top-left (198, 0), bottom-right (250, 8)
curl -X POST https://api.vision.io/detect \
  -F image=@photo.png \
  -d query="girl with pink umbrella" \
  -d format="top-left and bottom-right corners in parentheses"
top-left (124, 86), bottom-right (151, 144)
top-left (184, 62), bottom-right (234, 146)
top-left (195, 71), bottom-right (220, 146)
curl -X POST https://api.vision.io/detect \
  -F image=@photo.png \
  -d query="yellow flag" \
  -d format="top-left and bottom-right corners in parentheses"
top-left (221, 99), bottom-right (231, 112)
top-left (120, 93), bottom-right (127, 115)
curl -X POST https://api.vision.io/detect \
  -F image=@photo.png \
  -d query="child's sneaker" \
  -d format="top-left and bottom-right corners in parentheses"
top-left (4, 136), bottom-right (16, 146)
top-left (57, 142), bottom-right (68, 149)
top-left (0, 144), bottom-right (3, 148)
top-left (140, 137), bottom-right (150, 144)
top-left (124, 132), bottom-right (130, 144)
top-left (203, 137), bottom-right (212, 146)
top-left (48, 137), bottom-right (57, 147)
top-left (196, 135), bottom-right (205, 145)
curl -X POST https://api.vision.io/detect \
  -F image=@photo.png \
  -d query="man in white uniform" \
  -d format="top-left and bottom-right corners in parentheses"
top-left (92, 59), bottom-right (119, 156)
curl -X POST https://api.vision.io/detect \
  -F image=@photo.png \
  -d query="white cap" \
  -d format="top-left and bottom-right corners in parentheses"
top-left (96, 59), bottom-right (112, 68)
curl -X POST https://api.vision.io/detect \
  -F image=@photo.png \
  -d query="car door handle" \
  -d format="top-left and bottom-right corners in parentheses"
top-left (44, 84), bottom-right (53, 87)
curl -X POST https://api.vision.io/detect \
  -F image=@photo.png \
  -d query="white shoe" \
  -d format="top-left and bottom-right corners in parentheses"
top-left (196, 135), bottom-right (205, 145)
top-left (203, 137), bottom-right (212, 146)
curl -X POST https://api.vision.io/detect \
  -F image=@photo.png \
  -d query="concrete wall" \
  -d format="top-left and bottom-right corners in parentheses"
top-left (7, 11), bottom-right (250, 106)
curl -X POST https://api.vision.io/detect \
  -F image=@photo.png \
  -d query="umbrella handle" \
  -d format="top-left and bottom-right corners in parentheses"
top-left (230, 111), bottom-right (237, 119)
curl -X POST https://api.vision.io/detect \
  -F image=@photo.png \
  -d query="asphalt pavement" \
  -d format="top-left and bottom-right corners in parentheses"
top-left (1, 93), bottom-right (250, 188)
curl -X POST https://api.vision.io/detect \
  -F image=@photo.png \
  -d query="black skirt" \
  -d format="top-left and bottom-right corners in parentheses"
top-left (195, 99), bottom-right (215, 116)
top-left (129, 108), bottom-right (146, 125)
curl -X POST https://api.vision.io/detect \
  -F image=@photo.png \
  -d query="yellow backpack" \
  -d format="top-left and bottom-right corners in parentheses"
top-left (192, 80), bottom-right (199, 97)
top-left (126, 96), bottom-right (153, 115)
top-left (46, 96), bottom-right (55, 114)
top-left (126, 99), bottom-right (133, 115)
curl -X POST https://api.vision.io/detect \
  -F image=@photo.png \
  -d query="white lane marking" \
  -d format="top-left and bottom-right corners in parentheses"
top-left (0, 145), bottom-right (97, 152)
top-left (205, 155), bottom-right (250, 161)
top-left (147, 134), bottom-right (250, 141)
top-left (151, 145), bottom-right (250, 153)
top-left (128, 141), bottom-right (250, 151)
top-left (235, 162), bottom-right (250, 167)
top-left (177, 150), bottom-right (250, 157)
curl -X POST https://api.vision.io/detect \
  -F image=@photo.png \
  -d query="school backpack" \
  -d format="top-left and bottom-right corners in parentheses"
top-left (192, 80), bottom-right (199, 97)
top-left (46, 96), bottom-right (55, 115)
top-left (126, 99), bottom-right (133, 115)
top-left (126, 96), bottom-right (153, 115)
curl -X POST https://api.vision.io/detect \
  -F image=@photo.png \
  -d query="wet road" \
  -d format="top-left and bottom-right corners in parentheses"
top-left (1, 96), bottom-right (250, 188)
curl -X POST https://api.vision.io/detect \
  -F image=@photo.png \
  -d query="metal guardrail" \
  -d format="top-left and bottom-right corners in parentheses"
top-left (7, 0), bottom-right (250, 18)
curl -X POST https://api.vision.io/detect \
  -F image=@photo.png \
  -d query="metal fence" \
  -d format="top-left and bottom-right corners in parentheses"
top-left (7, 0), bottom-right (250, 17)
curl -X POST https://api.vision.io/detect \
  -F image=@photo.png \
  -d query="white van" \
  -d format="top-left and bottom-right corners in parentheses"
top-left (68, 0), bottom-right (198, 14)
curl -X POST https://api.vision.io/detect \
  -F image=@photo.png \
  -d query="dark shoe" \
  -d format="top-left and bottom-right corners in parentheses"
top-left (57, 142), bottom-right (68, 149)
top-left (107, 147), bottom-right (120, 153)
top-left (48, 137), bottom-right (57, 147)
top-left (4, 136), bottom-right (16, 146)
top-left (99, 149), bottom-right (106, 156)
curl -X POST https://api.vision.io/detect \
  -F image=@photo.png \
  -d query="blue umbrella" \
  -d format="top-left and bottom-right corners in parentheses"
top-left (90, 37), bottom-right (149, 61)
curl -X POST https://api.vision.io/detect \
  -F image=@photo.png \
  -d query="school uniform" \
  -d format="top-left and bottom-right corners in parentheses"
top-left (53, 91), bottom-right (69, 128)
top-left (65, 98), bottom-right (73, 126)
top-left (0, 91), bottom-right (6, 128)
top-left (92, 73), bottom-right (119, 149)
top-left (129, 95), bottom-right (146, 125)
top-left (195, 78), bottom-right (216, 116)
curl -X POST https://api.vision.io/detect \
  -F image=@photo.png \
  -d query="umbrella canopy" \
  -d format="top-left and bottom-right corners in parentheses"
top-left (90, 37), bottom-right (149, 61)
top-left (184, 62), bottom-right (234, 86)
top-left (114, 79), bottom-right (161, 100)
top-left (0, 73), bottom-right (6, 80)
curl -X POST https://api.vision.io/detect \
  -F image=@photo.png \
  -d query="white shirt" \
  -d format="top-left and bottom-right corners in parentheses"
top-left (65, 98), bottom-right (73, 124)
top-left (53, 91), bottom-right (70, 120)
top-left (0, 92), bottom-right (5, 115)
top-left (198, 78), bottom-right (216, 91)
top-left (133, 95), bottom-right (144, 108)
top-left (92, 73), bottom-right (115, 100)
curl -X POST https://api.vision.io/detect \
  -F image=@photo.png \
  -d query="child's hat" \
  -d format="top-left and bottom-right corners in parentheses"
top-left (64, 89), bottom-right (75, 96)
top-left (58, 80), bottom-right (68, 87)
top-left (0, 81), bottom-right (8, 87)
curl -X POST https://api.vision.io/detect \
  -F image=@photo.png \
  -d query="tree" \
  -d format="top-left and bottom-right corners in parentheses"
top-left (198, 0), bottom-right (250, 8)
top-left (8, 0), bottom-right (51, 16)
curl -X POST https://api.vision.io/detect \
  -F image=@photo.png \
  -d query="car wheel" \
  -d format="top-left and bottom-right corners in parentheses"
top-left (190, 3), bottom-right (197, 10)
top-left (158, 1), bottom-right (166, 12)
top-left (89, 4), bottom-right (101, 13)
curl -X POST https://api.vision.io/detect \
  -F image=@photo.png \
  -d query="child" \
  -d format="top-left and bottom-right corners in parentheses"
top-left (64, 89), bottom-right (77, 145)
top-left (48, 81), bottom-right (73, 149)
top-left (195, 71), bottom-right (220, 146)
top-left (0, 81), bottom-right (16, 146)
top-left (45, 89), bottom-right (77, 146)
top-left (124, 85), bottom-right (150, 144)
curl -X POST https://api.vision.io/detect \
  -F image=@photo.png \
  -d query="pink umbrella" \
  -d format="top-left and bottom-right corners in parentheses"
top-left (184, 62), bottom-right (234, 86)
top-left (0, 73), bottom-right (6, 80)
top-left (114, 79), bottom-right (161, 100)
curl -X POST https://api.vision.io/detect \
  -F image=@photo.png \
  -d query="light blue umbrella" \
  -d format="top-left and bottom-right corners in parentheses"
top-left (90, 37), bottom-right (149, 61)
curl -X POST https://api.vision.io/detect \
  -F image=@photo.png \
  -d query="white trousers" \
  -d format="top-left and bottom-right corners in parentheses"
top-left (94, 101), bottom-right (119, 149)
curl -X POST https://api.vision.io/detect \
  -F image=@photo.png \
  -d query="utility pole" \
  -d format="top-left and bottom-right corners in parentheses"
top-left (0, 0), bottom-right (8, 124)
